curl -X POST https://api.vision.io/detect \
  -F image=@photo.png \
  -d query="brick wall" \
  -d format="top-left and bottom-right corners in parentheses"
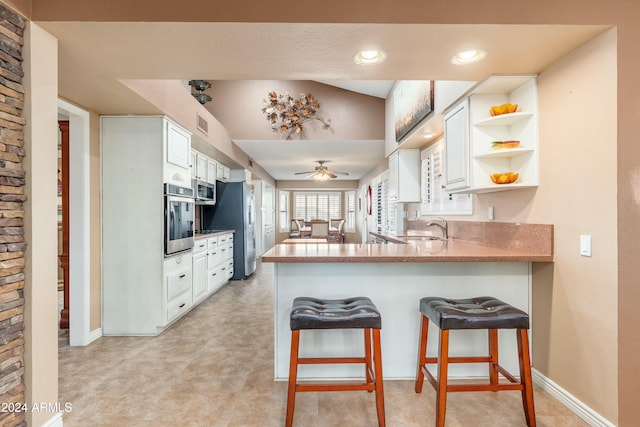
top-left (0, 4), bottom-right (26, 427)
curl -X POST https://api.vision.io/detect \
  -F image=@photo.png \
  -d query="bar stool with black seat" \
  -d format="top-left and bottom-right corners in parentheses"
top-left (415, 296), bottom-right (536, 427)
top-left (286, 296), bottom-right (385, 427)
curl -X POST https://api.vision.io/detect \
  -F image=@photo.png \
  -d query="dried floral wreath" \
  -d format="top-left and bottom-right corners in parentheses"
top-left (261, 91), bottom-right (333, 139)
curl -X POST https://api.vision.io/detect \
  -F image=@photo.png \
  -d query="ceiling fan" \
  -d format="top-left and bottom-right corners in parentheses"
top-left (294, 160), bottom-right (349, 181)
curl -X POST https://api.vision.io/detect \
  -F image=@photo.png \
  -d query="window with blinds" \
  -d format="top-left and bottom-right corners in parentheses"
top-left (345, 191), bottom-right (356, 232)
top-left (420, 140), bottom-right (472, 215)
top-left (371, 171), bottom-right (389, 234)
top-left (293, 192), bottom-right (342, 221)
top-left (278, 190), bottom-right (290, 232)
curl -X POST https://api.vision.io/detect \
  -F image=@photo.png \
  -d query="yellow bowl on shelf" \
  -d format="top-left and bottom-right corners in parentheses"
top-left (490, 172), bottom-right (519, 184)
top-left (489, 103), bottom-right (518, 116)
top-left (491, 140), bottom-right (521, 149)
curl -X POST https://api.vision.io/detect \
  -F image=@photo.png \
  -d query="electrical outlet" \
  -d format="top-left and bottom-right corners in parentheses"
top-left (580, 235), bottom-right (592, 257)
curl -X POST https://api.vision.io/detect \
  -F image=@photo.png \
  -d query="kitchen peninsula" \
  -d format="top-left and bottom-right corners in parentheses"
top-left (262, 221), bottom-right (553, 380)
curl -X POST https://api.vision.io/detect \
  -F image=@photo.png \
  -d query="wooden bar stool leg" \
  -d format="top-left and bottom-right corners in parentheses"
top-left (415, 314), bottom-right (429, 393)
top-left (488, 329), bottom-right (499, 386)
top-left (372, 328), bottom-right (386, 427)
top-left (364, 328), bottom-right (373, 388)
top-left (517, 329), bottom-right (536, 427)
top-left (285, 330), bottom-right (300, 427)
top-left (436, 329), bottom-right (450, 427)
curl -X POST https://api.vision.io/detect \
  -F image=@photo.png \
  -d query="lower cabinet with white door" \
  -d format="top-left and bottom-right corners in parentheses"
top-left (193, 231), bottom-right (235, 301)
top-left (164, 254), bottom-right (194, 324)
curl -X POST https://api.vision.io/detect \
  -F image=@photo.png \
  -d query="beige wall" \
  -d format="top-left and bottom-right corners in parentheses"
top-left (501, 29), bottom-right (617, 420)
top-left (206, 80), bottom-right (385, 141)
top-left (23, 21), bottom-right (59, 427)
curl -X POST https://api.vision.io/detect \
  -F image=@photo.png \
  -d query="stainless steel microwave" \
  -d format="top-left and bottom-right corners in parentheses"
top-left (193, 179), bottom-right (216, 205)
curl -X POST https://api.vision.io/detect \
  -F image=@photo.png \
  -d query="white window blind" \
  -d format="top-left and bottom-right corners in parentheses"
top-left (372, 171), bottom-right (388, 234)
top-left (345, 191), bottom-right (356, 232)
top-left (420, 141), bottom-right (472, 215)
top-left (278, 190), bottom-right (290, 232)
top-left (293, 192), bottom-right (342, 221)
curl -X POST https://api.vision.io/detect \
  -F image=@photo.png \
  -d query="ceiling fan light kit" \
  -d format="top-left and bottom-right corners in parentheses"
top-left (294, 160), bottom-right (349, 180)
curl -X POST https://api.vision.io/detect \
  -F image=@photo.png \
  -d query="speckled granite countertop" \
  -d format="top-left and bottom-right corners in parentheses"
top-left (261, 221), bottom-right (553, 263)
top-left (194, 229), bottom-right (234, 240)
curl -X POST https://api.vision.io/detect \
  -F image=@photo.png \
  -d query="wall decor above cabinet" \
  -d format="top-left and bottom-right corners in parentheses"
top-left (393, 80), bottom-right (434, 142)
top-left (444, 75), bottom-right (539, 194)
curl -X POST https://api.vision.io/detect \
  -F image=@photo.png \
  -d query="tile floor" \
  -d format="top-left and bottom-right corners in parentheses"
top-left (58, 261), bottom-right (587, 426)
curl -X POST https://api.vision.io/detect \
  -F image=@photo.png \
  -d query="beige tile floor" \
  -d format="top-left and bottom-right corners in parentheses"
top-left (58, 261), bottom-right (587, 426)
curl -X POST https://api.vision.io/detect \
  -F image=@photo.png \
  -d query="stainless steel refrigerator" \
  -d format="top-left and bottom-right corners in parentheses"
top-left (203, 181), bottom-right (257, 280)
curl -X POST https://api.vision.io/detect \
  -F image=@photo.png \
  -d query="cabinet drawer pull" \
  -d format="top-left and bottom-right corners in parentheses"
top-left (221, 267), bottom-right (226, 271)
top-left (179, 274), bottom-right (186, 278)
top-left (221, 248), bottom-right (225, 251)
top-left (179, 303), bottom-right (186, 308)
top-left (212, 273), bottom-right (217, 276)
top-left (199, 244), bottom-right (206, 248)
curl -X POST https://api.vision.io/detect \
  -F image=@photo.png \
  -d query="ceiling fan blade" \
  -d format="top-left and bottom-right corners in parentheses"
top-left (327, 172), bottom-right (338, 178)
top-left (329, 170), bottom-right (349, 176)
top-left (294, 171), bottom-right (315, 175)
top-left (305, 173), bottom-right (316, 179)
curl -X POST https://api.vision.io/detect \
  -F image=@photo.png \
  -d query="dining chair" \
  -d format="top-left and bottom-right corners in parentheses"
top-left (289, 219), bottom-right (301, 238)
top-left (310, 221), bottom-right (329, 239)
top-left (328, 219), bottom-right (346, 243)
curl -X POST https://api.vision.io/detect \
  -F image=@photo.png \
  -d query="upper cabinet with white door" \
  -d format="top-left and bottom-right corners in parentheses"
top-left (388, 149), bottom-right (421, 202)
top-left (444, 75), bottom-right (539, 194)
top-left (164, 119), bottom-right (192, 186)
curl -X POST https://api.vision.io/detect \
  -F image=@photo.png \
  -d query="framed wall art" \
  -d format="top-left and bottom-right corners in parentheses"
top-left (393, 80), bottom-right (435, 142)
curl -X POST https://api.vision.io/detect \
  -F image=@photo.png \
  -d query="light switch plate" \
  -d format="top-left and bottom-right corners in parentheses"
top-left (580, 235), bottom-right (592, 257)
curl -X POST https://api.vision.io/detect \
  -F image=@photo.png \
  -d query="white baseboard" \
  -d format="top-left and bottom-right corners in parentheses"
top-left (532, 368), bottom-right (615, 427)
top-left (41, 412), bottom-right (63, 427)
top-left (88, 327), bottom-right (102, 344)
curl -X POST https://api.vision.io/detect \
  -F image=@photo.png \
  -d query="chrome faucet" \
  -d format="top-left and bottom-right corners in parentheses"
top-left (426, 217), bottom-right (448, 240)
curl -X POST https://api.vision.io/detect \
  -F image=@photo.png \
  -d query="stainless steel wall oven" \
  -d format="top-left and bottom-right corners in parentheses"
top-left (164, 183), bottom-right (195, 256)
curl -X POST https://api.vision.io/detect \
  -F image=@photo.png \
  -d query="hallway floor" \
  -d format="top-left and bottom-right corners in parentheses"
top-left (58, 262), bottom-right (587, 426)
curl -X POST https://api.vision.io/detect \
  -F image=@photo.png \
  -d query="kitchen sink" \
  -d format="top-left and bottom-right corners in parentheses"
top-left (397, 235), bottom-right (443, 241)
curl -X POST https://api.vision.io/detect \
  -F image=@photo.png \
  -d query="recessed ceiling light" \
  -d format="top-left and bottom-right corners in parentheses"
top-left (421, 131), bottom-right (437, 139)
top-left (451, 49), bottom-right (487, 65)
top-left (353, 49), bottom-right (387, 65)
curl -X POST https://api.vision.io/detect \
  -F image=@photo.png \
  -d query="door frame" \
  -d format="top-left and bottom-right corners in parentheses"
top-left (58, 99), bottom-right (93, 346)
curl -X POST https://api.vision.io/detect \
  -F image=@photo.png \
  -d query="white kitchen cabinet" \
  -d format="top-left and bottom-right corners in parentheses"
top-left (443, 98), bottom-right (470, 191)
top-left (207, 232), bottom-right (234, 294)
top-left (166, 120), bottom-right (191, 170)
top-left (215, 163), bottom-right (231, 182)
top-left (192, 240), bottom-right (208, 303)
top-left (164, 254), bottom-right (193, 323)
top-left (195, 152), bottom-right (208, 181)
top-left (207, 159), bottom-right (217, 185)
top-left (101, 116), bottom-right (193, 336)
top-left (388, 149), bottom-right (420, 202)
top-left (444, 75), bottom-right (539, 194)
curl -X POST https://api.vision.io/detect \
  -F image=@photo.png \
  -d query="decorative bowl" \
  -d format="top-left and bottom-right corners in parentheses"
top-left (491, 140), bottom-right (521, 149)
top-left (489, 103), bottom-right (518, 116)
top-left (490, 172), bottom-right (519, 184)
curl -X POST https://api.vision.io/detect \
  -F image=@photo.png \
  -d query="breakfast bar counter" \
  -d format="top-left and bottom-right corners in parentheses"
top-left (262, 221), bottom-right (553, 381)
top-left (261, 238), bottom-right (553, 263)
